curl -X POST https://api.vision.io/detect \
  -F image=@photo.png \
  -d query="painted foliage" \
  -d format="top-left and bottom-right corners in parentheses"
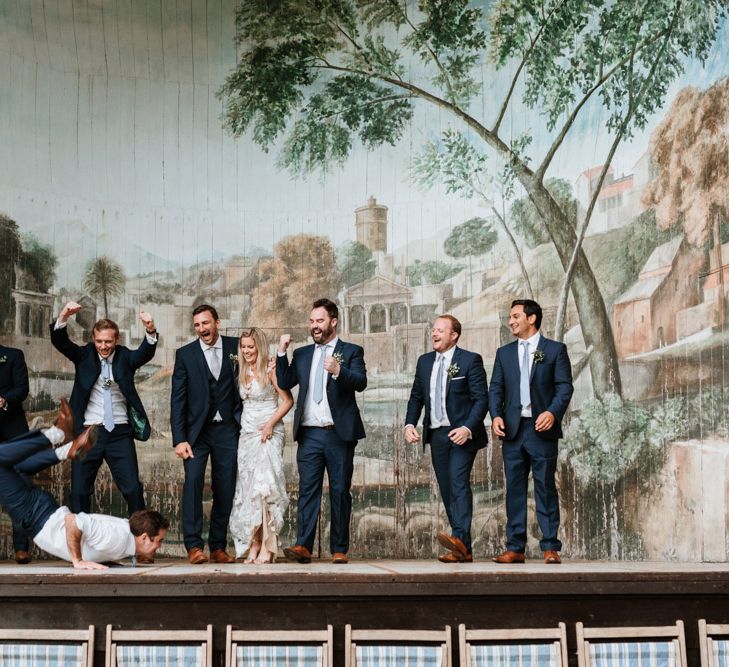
top-left (0, 0), bottom-right (728, 560)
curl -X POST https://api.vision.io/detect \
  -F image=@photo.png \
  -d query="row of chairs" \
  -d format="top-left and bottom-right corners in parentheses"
top-left (0, 619), bottom-right (724, 665)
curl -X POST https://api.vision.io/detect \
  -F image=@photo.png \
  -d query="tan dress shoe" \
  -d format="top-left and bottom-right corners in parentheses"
top-left (187, 547), bottom-right (208, 564)
top-left (331, 552), bottom-right (348, 564)
top-left (283, 545), bottom-right (312, 563)
top-left (544, 550), bottom-right (562, 564)
top-left (438, 551), bottom-right (473, 563)
top-left (492, 550), bottom-right (526, 564)
top-left (68, 425), bottom-right (98, 461)
top-left (55, 398), bottom-right (74, 443)
top-left (210, 549), bottom-right (235, 563)
top-left (14, 550), bottom-right (31, 565)
top-left (437, 532), bottom-right (469, 559)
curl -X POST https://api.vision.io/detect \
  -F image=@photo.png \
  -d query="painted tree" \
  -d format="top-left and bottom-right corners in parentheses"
top-left (19, 234), bottom-right (58, 293)
top-left (83, 256), bottom-right (126, 318)
top-left (407, 259), bottom-right (462, 286)
top-left (444, 217), bottom-right (498, 283)
top-left (337, 240), bottom-right (377, 287)
top-left (220, 0), bottom-right (728, 398)
top-left (510, 179), bottom-right (578, 250)
top-left (0, 215), bottom-right (21, 332)
top-left (250, 234), bottom-right (341, 328)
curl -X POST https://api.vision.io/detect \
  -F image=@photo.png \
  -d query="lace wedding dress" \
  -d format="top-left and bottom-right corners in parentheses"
top-left (229, 377), bottom-right (288, 559)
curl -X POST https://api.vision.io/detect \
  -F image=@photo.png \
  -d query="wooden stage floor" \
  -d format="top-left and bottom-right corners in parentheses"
top-left (0, 559), bottom-right (727, 665)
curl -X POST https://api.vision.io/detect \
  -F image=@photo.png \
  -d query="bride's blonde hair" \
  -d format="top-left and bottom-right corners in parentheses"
top-left (238, 327), bottom-right (270, 387)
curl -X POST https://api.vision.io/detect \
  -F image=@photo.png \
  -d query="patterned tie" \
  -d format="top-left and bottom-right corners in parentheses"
top-left (101, 358), bottom-right (114, 432)
top-left (209, 346), bottom-right (221, 380)
top-left (313, 345), bottom-right (326, 404)
top-left (434, 354), bottom-right (445, 422)
top-left (520, 340), bottom-right (531, 411)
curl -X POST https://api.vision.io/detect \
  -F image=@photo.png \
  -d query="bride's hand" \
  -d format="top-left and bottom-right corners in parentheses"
top-left (259, 422), bottom-right (274, 442)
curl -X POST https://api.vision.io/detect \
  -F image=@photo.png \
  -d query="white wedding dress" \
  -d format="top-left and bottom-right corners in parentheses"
top-left (229, 377), bottom-right (289, 559)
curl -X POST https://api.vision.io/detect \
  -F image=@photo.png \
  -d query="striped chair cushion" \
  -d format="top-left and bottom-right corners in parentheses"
top-left (116, 644), bottom-right (204, 666)
top-left (235, 644), bottom-right (323, 666)
top-left (588, 641), bottom-right (676, 666)
top-left (470, 642), bottom-right (560, 666)
top-left (355, 644), bottom-right (442, 666)
top-left (712, 639), bottom-right (729, 667)
top-left (0, 642), bottom-right (85, 666)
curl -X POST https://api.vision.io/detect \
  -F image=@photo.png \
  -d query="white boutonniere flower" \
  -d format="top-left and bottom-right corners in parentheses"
top-left (533, 350), bottom-right (545, 364)
top-left (229, 353), bottom-right (239, 371)
top-left (0, 355), bottom-right (6, 365)
top-left (332, 351), bottom-right (345, 365)
top-left (446, 363), bottom-right (459, 379)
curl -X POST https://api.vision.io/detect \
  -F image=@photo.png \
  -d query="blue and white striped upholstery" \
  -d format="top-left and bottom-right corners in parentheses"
top-left (354, 644), bottom-right (443, 666)
top-left (588, 641), bottom-right (676, 666)
top-left (469, 642), bottom-right (561, 666)
top-left (0, 642), bottom-right (85, 666)
top-left (115, 644), bottom-right (204, 666)
top-left (712, 639), bottom-right (729, 667)
top-left (235, 644), bottom-right (323, 666)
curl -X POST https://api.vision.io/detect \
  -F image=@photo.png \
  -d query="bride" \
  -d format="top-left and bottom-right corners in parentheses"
top-left (229, 327), bottom-right (293, 563)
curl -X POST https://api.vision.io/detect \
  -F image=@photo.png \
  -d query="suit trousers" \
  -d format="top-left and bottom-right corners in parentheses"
top-left (70, 423), bottom-right (145, 515)
top-left (296, 426), bottom-right (355, 554)
top-left (0, 417), bottom-right (31, 551)
top-left (429, 427), bottom-right (478, 553)
top-left (502, 417), bottom-right (561, 552)
top-left (182, 421), bottom-right (238, 551)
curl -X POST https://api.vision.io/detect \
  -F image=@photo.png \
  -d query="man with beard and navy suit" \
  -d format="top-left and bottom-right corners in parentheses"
top-left (0, 343), bottom-right (33, 563)
top-left (489, 299), bottom-right (573, 565)
top-left (277, 298), bottom-right (367, 565)
top-left (171, 304), bottom-right (241, 565)
top-left (405, 314), bottom-right (488, 563)
top-left (50, 301), bottom-right (158, 523)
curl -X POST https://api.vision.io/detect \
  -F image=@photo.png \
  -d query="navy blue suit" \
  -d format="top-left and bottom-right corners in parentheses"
top-left (276, 339), bottom-right (366, 554)
top-left (488, 335), bottom-right (573, 552)
top-left (50, 322), bottom-right (157, 515)
top-left (0, 345), bottom-right (32, 552)
top-left (405, 347), bottom-right (488, 553)
top-left (170, 336), bottom-right (242, 551)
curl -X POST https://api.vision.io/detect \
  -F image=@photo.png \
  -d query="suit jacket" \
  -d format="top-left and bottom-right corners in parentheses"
top-left (405, 346), bottom-right (489, 450)
top-left (170, 335), bottom-right (242, 446)
top-left (488, 335), bottom-right (573, 441)
top-left (0, 345), bottom-right (29, 438)
top-left (50, 322), bottom-right (158, 440)
top-left (276, 339), bottom-right (367, 444)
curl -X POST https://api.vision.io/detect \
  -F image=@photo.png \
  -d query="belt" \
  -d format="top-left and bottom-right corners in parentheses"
top-left (304, 424), bottom-right (335, 430)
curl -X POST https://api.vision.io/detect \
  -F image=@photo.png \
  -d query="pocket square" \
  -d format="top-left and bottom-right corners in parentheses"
top-left (450, 376), bottom-right (465, 381)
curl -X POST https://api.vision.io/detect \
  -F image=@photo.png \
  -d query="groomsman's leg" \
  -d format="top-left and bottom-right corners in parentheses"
top-left (0, 421), bottom-right (32, 555)
top-left (182, 435), bottom-right (211, 551)
top-left (323, 431), bottom-right (355, 555)
top-left (429, 428), bottom-right (455, 529)
top-left (70, 431), bottom-right (105, 513)
top-left (295, 428), bottom-right (327, 552)
top-left (502, 419), bottom-right (532, 553)
top-left (526, 435), bottom-right (562, 552)
top-left (447, 444), bottom-right (478, 554)
top-left (207, 423), bottom-right (239, 552)
top-left (103, 425), bottom-right (145, 514)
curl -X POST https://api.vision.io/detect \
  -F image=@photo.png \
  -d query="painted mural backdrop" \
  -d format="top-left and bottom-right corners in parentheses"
top-left (0, 0), bottom-right (728, 561)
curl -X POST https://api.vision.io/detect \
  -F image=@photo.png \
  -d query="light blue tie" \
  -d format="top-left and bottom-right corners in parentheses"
top-left (313, 345), bottom-right (326, 404)
top-left (519, 341), bottom-right (531, 411)
top-left (101, 358), bottom-right (114, 432)
top-left (434, 354), bottom-right (445, 422)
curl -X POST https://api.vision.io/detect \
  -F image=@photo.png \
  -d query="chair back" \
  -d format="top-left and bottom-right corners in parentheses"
top-left (0, 626), bottom-right (94, 667)
top-left (459, 623), bottom-right (568, 667)
top-left (225, 626), bottom-right (333, 667)
top-left (344, 625), bottom-right (452, 667)
top-left (105, 625), bottom-right (213, 667)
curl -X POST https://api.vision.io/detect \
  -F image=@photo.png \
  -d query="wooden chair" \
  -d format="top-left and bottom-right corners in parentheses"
top-left (459, 622), bottom-right (568, 666)
top-left (698, 619), bottom-right (729, 666)
top-left (576, 620), bottom-right (687, 667)
top-left (225, 625), bottom-right (333, 666)
top-left (0, 626), bottom-right (94, 667)
top-left (345, 625), bottom-right (452, 667)
top-left (105, 624), bottom-right (213, 667)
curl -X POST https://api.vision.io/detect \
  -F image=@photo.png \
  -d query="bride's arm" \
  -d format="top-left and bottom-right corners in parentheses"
top-left (258, 370), bottom-right (294, 441)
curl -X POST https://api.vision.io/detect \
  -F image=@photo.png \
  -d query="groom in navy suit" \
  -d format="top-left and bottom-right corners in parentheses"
top-left (277, 298), bottom-right (367, 564)
top-left (489, 299), bottom-right (573, 564)
top-left (171, 304), bottom-right (241, 564)
top-left (405, 315), bottom-right (488, 562)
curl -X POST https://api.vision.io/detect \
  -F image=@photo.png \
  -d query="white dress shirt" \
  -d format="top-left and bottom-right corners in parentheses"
top-left (34, 506), bottom-right (136, 563)
top-left (518, 331), bottom-right (541, 417)
top-left (199, 336), bottom-right (224, 420)
top-left (429, 346), bottom-right (456, 428)
top-left (301, 337), bottom-right (338, 427)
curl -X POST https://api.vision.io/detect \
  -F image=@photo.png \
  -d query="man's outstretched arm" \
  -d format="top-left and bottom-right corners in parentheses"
top-left (64, 513), bottom-right (107, 570)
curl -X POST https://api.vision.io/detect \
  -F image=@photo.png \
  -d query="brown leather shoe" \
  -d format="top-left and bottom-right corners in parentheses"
top-left (437, 532), bottom-right (469, 559)
top-left (544, 550), bottom-right (562, 564)
top-left (67, 425), bottom-right (98, 461)
top-left (492, 550), bottom-right (526, 564)
top-left (14, 550), bottom-right (31, 564)
top-left (136, 554), bottom-right (154, 564)
top-left (187, 547), bottom-right (208, 564)
top-left (210, 549), bottom-right (235, 563)
top-left (331, 552), bottom-right (348, 564)
top-left (284, 545), bottom-right (312, 563)
top-left (438, 550), bottom-right (473, 563)
top-left (54, 398), bottom-right (74, 443)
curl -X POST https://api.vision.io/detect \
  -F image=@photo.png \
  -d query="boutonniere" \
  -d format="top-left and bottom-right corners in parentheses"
top-left (533, 350), bottom-right (545, 364)
top-left (332, 351), bottom-right (345, 365)
top-left (0, 355), bottom-right (6, 365)
top-left (446, 363), bottom-right (459, 379)
top-left (102, 377), bottom-right (113, 389)
top-left (229, 353), bottom-right (239, 371)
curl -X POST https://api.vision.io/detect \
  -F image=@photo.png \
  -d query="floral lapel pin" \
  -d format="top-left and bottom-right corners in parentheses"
top-left (332, 351), bottom-right (345, 365)
top-left (533, 349), bottom-right (545, 364)
top-left (0, 355), bottom-right (6, 365)
top-left (446, 363), bottom-right (460, 379)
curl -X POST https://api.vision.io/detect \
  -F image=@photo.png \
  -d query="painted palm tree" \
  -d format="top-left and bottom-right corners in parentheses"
top-left (83, 256), bottom-right (126, 318)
